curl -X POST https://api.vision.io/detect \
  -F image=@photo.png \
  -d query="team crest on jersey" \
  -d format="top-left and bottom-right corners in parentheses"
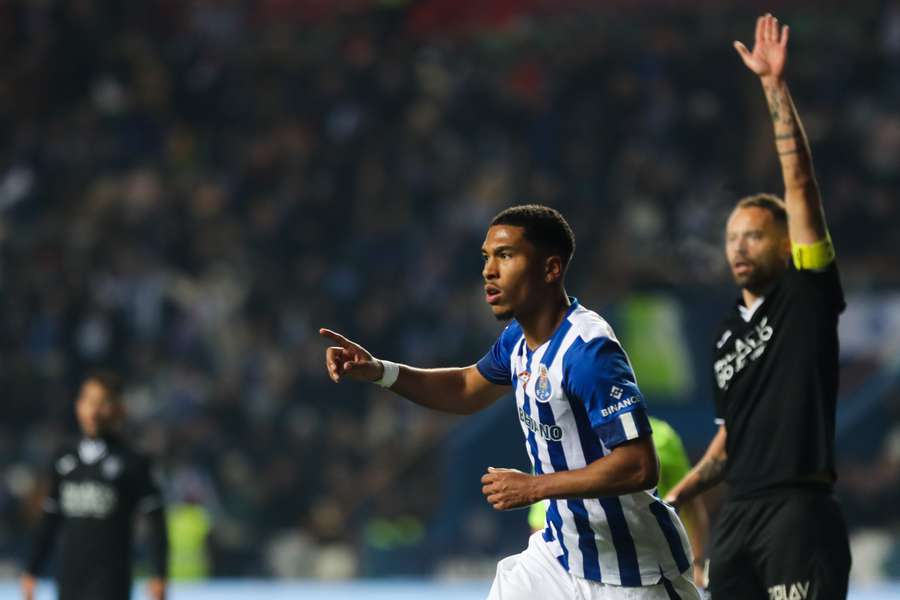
top-left (535, 365), bottom-right (553, 402)
top-left (102, 456), bottom-right (123, 479)
top-left (56, 455), bottom-right (77, 476)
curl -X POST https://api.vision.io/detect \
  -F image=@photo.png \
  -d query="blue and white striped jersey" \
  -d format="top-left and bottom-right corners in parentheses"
top-left (476, 299), bottom-right (692, 586)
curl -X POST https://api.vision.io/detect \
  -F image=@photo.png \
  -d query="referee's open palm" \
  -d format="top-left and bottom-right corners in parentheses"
top-left (320, 328), bottom-right (383, 383)
top-left (734, 13), bottom-right (788, 79)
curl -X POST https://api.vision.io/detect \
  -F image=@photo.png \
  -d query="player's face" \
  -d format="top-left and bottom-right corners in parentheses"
top-left (75, 380), bottom-right (121, 438)
top-left (481, 225), bottom-right (547, 321)
top-left (725, 207), bottom-right (790, 294)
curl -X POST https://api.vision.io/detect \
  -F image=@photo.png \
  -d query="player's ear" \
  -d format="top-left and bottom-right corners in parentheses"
top-left (544, 255), bottom-right (563, 283)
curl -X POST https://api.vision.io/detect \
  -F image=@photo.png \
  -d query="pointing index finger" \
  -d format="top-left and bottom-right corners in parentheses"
top-left (319, 328), bottom-right (351, 346)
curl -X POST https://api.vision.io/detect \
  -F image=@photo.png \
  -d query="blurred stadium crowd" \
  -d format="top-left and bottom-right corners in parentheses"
top-left (1, 0), bottom-right (898, 580)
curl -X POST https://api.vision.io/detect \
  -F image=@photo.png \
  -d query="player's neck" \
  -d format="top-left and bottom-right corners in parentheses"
top-left (741, 278), bottom-right (778, 308)
top-left (519, 291), bottom-right (571, 350)
top-left (741, 288), bottom-right (763, 308)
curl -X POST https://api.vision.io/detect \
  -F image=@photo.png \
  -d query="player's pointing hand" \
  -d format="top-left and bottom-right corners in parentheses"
top-left (734, 13), bottom-right (788, 81)
top-left (319, 328), bottom-right (384, 383)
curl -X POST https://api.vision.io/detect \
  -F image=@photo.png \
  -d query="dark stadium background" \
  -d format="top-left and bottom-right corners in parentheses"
top-left (1, 0), bottom-right (898, 596)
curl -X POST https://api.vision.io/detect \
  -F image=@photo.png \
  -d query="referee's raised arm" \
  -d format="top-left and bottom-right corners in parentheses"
top-left (734, 13), bottom-right (830, 247)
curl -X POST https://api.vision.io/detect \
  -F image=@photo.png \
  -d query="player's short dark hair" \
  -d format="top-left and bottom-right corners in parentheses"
top-left (490, 204), bottom-right (576, 268)
top-left (735, 194), bottom-right (787, 230)
top-left (85, 371), bottom-right (125, 403)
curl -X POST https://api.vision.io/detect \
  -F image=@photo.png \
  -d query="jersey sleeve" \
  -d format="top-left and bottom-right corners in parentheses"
top-left (791, 232), bottom-right (835, 271)
top-left (475, 322), bottom-right (521, 386)
top-left (713, 367), bottom-right (727, 425)
top-left (42, 452), bottom-right (63, 514)
top-left (783, 261), bottom-right (845, 315)
top-left (133, 455), bottom-right (169, 578)
top-left (134, 456), bottom-right (165, 514)
top-left (563, 337), bottom-right (652, 449)
top-left (24, 452), bottom-right (66, 574)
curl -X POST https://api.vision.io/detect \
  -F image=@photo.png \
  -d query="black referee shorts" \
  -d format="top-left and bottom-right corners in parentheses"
top-left (708, 488), bottom-right (851, 600)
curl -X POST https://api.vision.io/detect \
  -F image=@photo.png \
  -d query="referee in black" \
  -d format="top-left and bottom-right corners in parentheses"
top-left (666, 14), bottom-right (851, 600)
top-left (21, 372), bottom-right (169, 600)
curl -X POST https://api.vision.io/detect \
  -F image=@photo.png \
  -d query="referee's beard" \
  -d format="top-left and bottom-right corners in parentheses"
top-left (733, 257), bottom-right (787, 298)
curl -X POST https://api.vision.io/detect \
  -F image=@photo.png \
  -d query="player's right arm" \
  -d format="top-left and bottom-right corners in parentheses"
top-left (664, 424), bottom-right (727, 507)
top-left (679, 496), bottom-right (710, 587)
top-left (653, 419), bottom-right (710, 587)
top-left (135, 456), bottom-right (168, 600)
top-left (320, 328), bottom-right (508, 415)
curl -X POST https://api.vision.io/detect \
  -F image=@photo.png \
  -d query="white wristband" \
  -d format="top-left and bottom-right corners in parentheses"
top-left (375, 360), bottom-right (400, 388)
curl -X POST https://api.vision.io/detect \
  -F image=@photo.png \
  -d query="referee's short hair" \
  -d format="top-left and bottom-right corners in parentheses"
top-left (86, 371), bottom-right (125, 403)
top-left (735, 194), bottom-right (788, 230)
top-left (491, 204), bottom-right (576, 268)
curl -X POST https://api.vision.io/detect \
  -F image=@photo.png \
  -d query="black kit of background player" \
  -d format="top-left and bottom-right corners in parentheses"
top-left (22, 373), bottom-right (168, 600)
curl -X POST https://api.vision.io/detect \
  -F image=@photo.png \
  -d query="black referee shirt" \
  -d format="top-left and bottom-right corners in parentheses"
top-left (712, 262), bottom-right (845, 499)
top-left (25, 435), bottom-right (168, 600)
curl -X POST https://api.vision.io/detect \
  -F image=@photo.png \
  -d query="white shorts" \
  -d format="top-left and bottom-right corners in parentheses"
top-left (488, 532), bottom-right (702, 600)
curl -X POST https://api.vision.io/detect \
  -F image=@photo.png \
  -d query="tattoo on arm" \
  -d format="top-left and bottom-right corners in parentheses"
top-left (765, 86), bottom-right (810, 163)
top-left (696, 455), bottom-right (726, 486)
top-left (764, 85), bottom-right (792, 126)
top-left (764, 82), bottom-right (819, 200)
top-left (765, 86), bottom-right (781, 122)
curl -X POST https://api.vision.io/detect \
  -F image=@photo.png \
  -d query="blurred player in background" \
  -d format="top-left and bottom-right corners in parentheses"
top-left (322, 205), bottom-right (700, 599)
top-left (21, 372), bottom-right (169, 600)
top-left (665, 14), bottom-right (851, 600)
top-left (529, 415), bottom-right (709, 588)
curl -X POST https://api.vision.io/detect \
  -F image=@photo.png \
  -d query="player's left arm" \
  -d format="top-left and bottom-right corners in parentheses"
top-left (735, 13), bottom-right (834, 268)
top-left (482, 436), bottom-right (658, 510)
top-left (145, 508), bottom-right (168, 600)
top-left (135, 458), bottom-right (168, 599)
